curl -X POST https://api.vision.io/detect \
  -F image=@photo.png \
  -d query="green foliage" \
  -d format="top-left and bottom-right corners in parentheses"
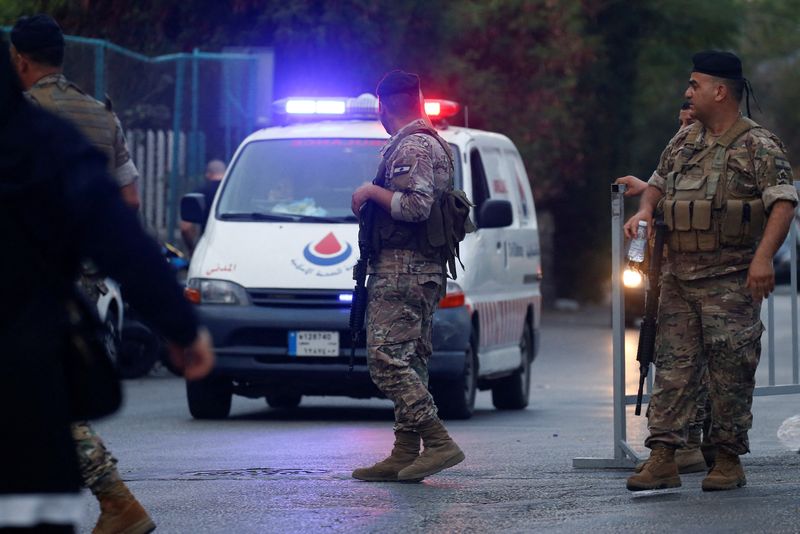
top-left (5, 0), bottom-right (800, 301)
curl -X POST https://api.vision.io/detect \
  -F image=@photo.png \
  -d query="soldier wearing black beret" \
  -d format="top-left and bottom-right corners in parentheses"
top-left (624, 50), bottom-right (798, 493)
top-left (351, 70), bottom-right (464, 483)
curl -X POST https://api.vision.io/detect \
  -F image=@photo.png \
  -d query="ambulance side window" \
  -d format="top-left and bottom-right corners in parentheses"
top-left (470, 149), bottom-right (490, 227)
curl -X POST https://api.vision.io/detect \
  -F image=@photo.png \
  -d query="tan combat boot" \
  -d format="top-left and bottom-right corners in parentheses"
top-left (702, 450), bottom-right (746, 491)
top-left (634, 446), bottom-right (707, 475)
top-left (627, 445), bottom-right (681, 491)
top-left (396, 419), bottom-right (464, 482)
top-left (352, 431), bottom-right (420, 481)
top-left (674, 447), bottom-right (707, 473)
top-left (93, 479), bottom-right (155, 534)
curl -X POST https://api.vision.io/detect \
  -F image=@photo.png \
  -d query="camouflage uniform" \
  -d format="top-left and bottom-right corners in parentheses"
top-left (26, 73), bottom-right (138, 189)
top-left (71, 420), bottom-right (119, 490)
top-left (367, 118), bottom-right (454, 432)
top-left (26, 73), bottom-right (138, 494)
top-left (645, 118), bottom-right (797, 455)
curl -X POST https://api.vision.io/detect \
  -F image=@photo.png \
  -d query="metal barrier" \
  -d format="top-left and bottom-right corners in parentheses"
top-left (573, 183), bottom-right (800, 469)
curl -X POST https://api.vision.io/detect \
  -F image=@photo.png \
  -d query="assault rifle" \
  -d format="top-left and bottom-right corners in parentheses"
top-left (348, 200), bottom-right (374, 374)
top-left (634, 220), bottom-right (667, 416)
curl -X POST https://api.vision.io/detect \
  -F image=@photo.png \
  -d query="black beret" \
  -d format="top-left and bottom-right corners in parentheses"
top-left (10, 14), bottom-right (64, 53)
top-left (376, 70), bottom-right (420, 98)
top-left (692, 50), bottom-right (743, 80)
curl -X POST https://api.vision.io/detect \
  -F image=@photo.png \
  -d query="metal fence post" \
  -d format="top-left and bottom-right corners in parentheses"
top-left (93, 41), bottom-right (105, 101)
top-left (190, 48), bottom-right (200, 186)
top-left (168, 58), bottom-right (185, 243)
top-left (573, 184), bottom-right (642, 469)
top-left (792, 218), bottom-right (799, 384)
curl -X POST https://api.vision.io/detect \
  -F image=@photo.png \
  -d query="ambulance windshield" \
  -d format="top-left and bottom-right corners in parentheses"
top-left (216, 138), bottom-right (460, 222)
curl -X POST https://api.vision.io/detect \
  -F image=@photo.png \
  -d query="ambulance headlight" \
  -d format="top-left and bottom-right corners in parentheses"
top-left (186, 279), bottom-right (249, 305)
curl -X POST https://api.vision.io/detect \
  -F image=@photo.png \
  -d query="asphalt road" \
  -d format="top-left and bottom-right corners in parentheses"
top-left (77, 301), bottom-right (800, 533)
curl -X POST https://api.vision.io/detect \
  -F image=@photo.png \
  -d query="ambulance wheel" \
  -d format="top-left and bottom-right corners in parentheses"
top-left (436, 332), bottom-right (477, 420)
top-left (186, 376), bottom-right (232, 419)
top-left (491, 319), bottom-right (532, 410)
top-left (266, 393), bottom-right (302, 409)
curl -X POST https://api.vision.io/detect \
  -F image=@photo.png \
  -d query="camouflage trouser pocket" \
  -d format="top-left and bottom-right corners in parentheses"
top-left (725, 321), bottom-right (764, 377)
top-left (367, 275), bottom-right (439, 346)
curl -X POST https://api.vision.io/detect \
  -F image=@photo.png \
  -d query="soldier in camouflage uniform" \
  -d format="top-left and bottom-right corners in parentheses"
top-left (620, 104), bottom-right (712, 474)
top-left (624, 51), bottom-right (798, 492)
top-left (11, 15), bottom-right (154, 534)
top-left (350, 71), bottom-right (465, 482)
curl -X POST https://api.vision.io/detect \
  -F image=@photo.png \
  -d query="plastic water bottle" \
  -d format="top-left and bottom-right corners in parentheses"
top-left (627, 221), bottom-right (648, 263)
top-left (778, 414), bottom-right (800, 453)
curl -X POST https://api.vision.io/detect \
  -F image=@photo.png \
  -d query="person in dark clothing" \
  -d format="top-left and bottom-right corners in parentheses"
top-left (0, 41), bottom-right (213, 533)
top-left (179, 159), bottom-right (226, 255)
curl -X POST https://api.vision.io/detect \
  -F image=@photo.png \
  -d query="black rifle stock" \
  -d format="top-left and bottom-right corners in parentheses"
top-left (348, 201), bottom-right (374, 374)
top-left (634, 220), bottom-right (666, 416)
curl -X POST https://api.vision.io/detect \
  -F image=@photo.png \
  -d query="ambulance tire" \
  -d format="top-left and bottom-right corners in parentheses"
top-left (266, 393), bottom-right (302, 409)
top-left (435, 332), bottom-right (477, 420)
top-left (186, 376), bottom-right (232, 419)
top-left (491, 319), bottom-right (533, 410)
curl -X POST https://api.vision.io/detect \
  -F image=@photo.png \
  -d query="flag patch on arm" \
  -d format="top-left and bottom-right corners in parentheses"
top-left (392, 164), bottom-right (412, 176)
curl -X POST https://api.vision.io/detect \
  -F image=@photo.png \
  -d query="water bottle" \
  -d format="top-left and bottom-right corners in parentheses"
top-left (778, 414), bottom-right (800, 453)
top-left (627, 221), bottom-right (648, 263)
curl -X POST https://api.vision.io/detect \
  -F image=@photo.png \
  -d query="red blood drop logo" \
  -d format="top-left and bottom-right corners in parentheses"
top-left (314, 232), bottom-right (341, 255)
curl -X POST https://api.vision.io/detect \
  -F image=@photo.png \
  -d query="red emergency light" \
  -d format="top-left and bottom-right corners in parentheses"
top-left (273, 95), bottom-right (462, 123)
top-left (424, 99), bottom-right (460, 119)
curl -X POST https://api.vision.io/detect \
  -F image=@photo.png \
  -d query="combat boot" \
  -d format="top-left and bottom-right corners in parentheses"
top-left (626, 445), bottom-right (681, 491)
top-left (397, 419), bottom-right (464, 482)
top-left (352, 431), bottom-right (420, 481)
top-left (93, 479), bottom-right (155, 534)
top-left (701, 442), bottom-right (718, 468)
top-left (675, 447), bottom-right (707, 473)
top-left (634, 446), bottom-right (707, 475)
top-left (702, 450), bottom-right (746, 491)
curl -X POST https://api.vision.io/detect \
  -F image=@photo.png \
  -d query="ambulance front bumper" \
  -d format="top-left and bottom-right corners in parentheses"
top-left (195, 302), bottom-right (472, 397)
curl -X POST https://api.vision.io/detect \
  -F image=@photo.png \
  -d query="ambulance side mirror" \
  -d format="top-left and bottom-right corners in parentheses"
top-left (477, 199), bottom-right (513, 229)
top-left (180, 193), bottom-right (207, 224)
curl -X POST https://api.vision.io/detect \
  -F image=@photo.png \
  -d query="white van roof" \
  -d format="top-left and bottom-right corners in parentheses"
top-left (242, 120), bottom-right (517, 152)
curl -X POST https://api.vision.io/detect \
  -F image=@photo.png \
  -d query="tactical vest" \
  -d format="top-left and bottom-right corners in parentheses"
top-left (662, 117), bottom-right (765, 253)
top-left (28, 77), bottom-right (117, 174)
top-left (368, 126), bottom-right (475, 278)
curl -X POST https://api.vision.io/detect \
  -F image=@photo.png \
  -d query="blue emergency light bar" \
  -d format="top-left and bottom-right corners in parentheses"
top-left (274, 94), bottom-right (379, 119)
top-left (273, 94), bottom-right (460, 122)
top-left (285, 99), bottom-right (346, 115)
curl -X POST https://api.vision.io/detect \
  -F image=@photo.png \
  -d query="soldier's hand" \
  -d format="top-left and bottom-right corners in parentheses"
top-left (624, 209), bottom-right (654, 239)
top-left (351, 183), bottom-right (373, 217)
top-left (168, 327), bottom-right (215, 381)
top-left (614, 175), bottom-right (649, 197)
top-left (746, 255), bottom-right (776, 300)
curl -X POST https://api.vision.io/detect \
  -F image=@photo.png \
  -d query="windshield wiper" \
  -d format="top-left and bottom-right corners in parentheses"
top-left (218, 212), bottom-right (358, 223)
top-left (218, 212), bottom-right (300, 222)
top-left (295, 214), bottom-right (359, 223)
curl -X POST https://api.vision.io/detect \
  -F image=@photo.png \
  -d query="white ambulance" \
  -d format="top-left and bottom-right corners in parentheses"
top-left (181, 94), bottom-right (542, 420)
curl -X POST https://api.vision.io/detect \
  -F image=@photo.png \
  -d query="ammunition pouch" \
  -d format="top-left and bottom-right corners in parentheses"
top-left (663, 117), bottom-right (764, 253)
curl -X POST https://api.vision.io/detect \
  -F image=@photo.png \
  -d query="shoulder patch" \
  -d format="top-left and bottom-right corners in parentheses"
top-left (392, 164), bottom-right (412, 176)
top-left (775, 156), bottom-right (792, 171)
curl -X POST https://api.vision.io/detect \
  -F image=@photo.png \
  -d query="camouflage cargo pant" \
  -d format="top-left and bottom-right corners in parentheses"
top-left (366, 273), bottom-right (441, 432)
top-left (646, 271), bottom-right (763, 455)
top-left (686, 368), bottom-right (711, 447)
top-left (72, 420), bottom-right (119, 493)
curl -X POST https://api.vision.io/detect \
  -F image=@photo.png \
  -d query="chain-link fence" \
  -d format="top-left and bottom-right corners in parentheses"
top-left (2, 28), bottom-right (273, 242)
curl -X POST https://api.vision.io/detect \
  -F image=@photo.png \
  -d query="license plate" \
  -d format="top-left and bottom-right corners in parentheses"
top-left (288, 331), bottom-right (339, 357)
